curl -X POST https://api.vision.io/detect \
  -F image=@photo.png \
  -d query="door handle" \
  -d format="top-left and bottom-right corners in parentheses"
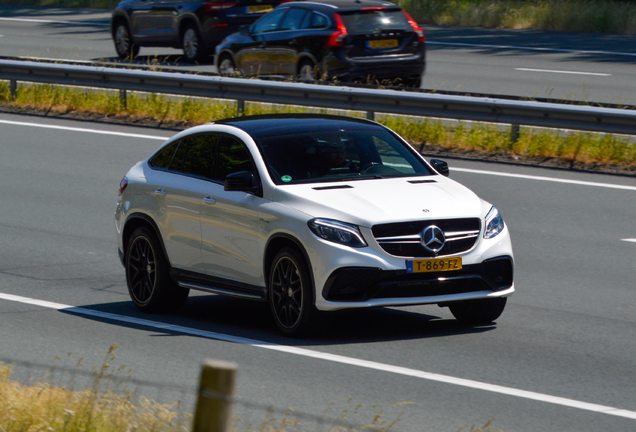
top-left (203, 196), bottom-right (217, 205)
top-left (154, 188), bottom-right (167, 196)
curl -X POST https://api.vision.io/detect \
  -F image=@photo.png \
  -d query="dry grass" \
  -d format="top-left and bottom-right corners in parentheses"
top-left (2, 81), bottom-right (636, 169)
top-left (0, 345), bottom-right (191, 432)
top-left (397, 0), bottom-right (636, 35)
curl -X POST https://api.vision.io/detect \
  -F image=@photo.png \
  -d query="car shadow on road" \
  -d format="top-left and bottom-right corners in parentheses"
top-left (60, 294), bottom-right (497, 346)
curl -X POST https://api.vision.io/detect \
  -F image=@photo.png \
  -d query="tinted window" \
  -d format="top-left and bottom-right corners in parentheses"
top-left (169, 135), bottom-right (216, 178)
top-left (149, 141), bottom-right (179, 169)
top-left (339, 9), bottom-right (410, 35)
top-left (251, 8), bottom-right (287, 34)
top-left (308, 12), bottom-right (329, 29)
top-left (255, 127), bottom-right (432, 185)
top-left (280, 8), bottom-right (307, 31)
top-left (212, 137), bottom-right (256, 182)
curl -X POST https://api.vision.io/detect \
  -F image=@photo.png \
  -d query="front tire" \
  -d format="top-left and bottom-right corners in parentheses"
top-left (297, 60), bottom-right (316, 82)
top-left (125, 227), bottom-right (189, 313)
top-left (218, 54), bottom-right (238, 76)
top-left (113, 21), bottom-right (139, 59)
top-left (268, 247), bottom-right (316, 336)
top-left (449, 297), bottom-right (507, 324)
top-left (181, 23), bottom-right (206, 63)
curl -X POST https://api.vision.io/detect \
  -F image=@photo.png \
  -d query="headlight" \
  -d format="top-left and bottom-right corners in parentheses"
top-left (484, 206), bottom-right (504, 239)
top-left (308, 218), bottom-right (367, 248)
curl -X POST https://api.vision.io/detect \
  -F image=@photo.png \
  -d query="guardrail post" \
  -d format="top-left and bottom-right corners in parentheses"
top-left (119, 89), bottom-right (127, 109)
top-left (510, 124), bottom-right (520, 145)
top-left (366, 111), bottom-right (375, 121)
top-left (237, 99), bottom-right (245, 117)
top-left (193, 359), bottom-right (238, 432)
top-left (10, 80), bottom-right (17, 101)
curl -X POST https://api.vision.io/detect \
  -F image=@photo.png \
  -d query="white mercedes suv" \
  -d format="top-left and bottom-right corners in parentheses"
top-left (115, 114), bottom-right (514, 336)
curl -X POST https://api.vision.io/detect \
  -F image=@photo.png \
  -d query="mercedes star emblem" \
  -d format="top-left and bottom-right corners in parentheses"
top-left (421, 225), bottom-right (446, 253)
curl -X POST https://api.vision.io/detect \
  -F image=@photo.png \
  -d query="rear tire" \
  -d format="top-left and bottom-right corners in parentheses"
top-left (125, 227), bottom-right (189, 313)
top-left (297, 60), bottom-right (316, 82)
top-left (218, 54), bottom-right (238, 76)
top-left (181, 23), bottom-right (206, 63)
top-left (268, 247), bottom-right (316, 337)
top-left (449, 297), bottom-right (507, 324)
top-left (113, 21), bottom-right (139, 59)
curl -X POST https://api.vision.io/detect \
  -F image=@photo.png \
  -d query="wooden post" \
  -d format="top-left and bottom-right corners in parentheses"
top-left (10, 80), bottom-right (17, 101)
top-left (192, 359), bottom-right (238, 432)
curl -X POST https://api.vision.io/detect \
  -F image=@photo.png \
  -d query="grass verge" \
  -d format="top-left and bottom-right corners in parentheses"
top-left (3, 0), bottom-right (636, 35)
top-left (1, 81), bottom-right (635, 174)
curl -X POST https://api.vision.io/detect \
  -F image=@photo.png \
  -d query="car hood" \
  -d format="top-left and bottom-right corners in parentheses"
top-left (272, 176), bottom-right (486, 227)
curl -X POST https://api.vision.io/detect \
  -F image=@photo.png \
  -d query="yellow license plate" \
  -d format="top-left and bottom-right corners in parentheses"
top-left (369, 39), bottom-right (398, 49)
top-left (247, 5), bottom-right (273, 13)
top-left (407, 257), bottom-right (462, 273)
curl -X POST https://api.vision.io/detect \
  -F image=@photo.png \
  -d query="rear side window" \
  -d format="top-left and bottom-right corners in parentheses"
top-left (280, 8), bottom-right (307, 31)
top-left (301, 11), bottom-right (329, 29)
top-left (159, 133), bottom-right (256, 182)
top-left (149, 141), bottom-right (179, 169)
top-left (339, 9), bottom-right (410, 35)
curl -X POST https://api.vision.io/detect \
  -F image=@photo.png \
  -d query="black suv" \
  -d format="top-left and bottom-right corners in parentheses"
top-left (215, 0), bottom-right (425, 86)
top-left (111, 0), bottom-right (284, 62)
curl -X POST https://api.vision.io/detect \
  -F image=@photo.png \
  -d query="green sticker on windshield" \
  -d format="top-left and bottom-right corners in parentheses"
top-left (281, 175), bottom-right (292, 183)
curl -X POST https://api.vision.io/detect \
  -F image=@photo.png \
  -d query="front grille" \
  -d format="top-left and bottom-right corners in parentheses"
top-left (372, 218), bottom-right (481, 257)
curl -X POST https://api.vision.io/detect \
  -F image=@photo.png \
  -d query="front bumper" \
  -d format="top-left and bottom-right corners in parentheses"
top-left (323, 255), bottom-right (513, 302)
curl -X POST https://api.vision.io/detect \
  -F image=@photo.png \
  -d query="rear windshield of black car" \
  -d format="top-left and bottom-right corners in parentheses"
top-left (339, 9), bottom-right (411, 35)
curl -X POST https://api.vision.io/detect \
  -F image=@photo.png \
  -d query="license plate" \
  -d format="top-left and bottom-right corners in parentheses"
top-left (368, 39), bottom-right (398, 49)
top-left (407, 257), bottom-right (462, 273)
top-left (247, 5), bottom-right (273, 13)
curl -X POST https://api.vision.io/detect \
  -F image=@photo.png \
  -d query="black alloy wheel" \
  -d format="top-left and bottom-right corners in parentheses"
top-left (449, 297), bottom-right (507, 324)
top-left (113, 21), bottom-right (139, 59)
top-left (297, 60), bottom-right (316, 82)
top-left (269, 247), bottom-right (315, 336)
top-left (125, 227), bottom-right (189, 312)
top-left (182, 23), bottom-right (206, 63)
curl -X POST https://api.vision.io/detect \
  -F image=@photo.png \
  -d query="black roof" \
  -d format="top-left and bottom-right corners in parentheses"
top-left (284, 0), bottom-right (399, 12)
top-left (215, 114), bottom-right (384, 139)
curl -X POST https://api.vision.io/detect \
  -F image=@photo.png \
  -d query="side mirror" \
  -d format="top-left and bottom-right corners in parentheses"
top-left (224, 171), bottom-right (262, 196)
top-left (430, 159), bottom-right (449, 176)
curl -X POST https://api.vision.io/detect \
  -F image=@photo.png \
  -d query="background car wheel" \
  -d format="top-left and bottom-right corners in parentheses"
top-left (449, 297), bottom-right (507, 324)
top-left (218, 54), bottom-right (238, 76)
top-left (181, 24), bottom-right (206, 63)
top-left (297, 60), bottom-right (316, 82)
top-left (113, 21), bottom-right (139, 59)
top-left (125, 227), bottom-right (189, 313)
top-left (268, 247), bottom-right (316, 336)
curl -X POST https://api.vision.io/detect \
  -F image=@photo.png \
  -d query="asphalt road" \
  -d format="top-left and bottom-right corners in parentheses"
top-left (1, 112), bottom-right (635, 431)
top-left (1, 6), bottom-right (636, 105)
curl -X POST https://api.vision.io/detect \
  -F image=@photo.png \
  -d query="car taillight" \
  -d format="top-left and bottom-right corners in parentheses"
top-left (403, 11), bottom-right (425, 43)
top-left (119, 176), bottom-right (128, 196)
top-left (203, 1), bottom-right (237, 12)
top-left (325, 13), bottom-right (348, 48)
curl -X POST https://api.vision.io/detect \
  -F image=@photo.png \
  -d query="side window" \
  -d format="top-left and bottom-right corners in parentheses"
top-left (280, 8), bottom-right (307, 31)
top-left (212, 137), bottom-right (256, 182)
top-left (251, 8), bottom-right (287, 34)
top-left (169, 134), bottom-right (216, 178)
top-left (149, 140), bottom-right (179, 169)
top-left (308, 12), bottom-right (329, 29)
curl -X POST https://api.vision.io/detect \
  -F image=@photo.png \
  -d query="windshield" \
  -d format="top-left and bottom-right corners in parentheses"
top-left (256, 127), bottom-right (433, 185)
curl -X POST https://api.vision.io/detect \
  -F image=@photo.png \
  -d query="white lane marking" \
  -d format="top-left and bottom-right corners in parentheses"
top-left (515, 68), bottom-right (611, 77)
top-left (621, 238), bottom-right (636, 243)
top-left (427, 41), bottom-right (636, 58)
top-left (2, 119), bottom-right (635, 191)
top-left (1, 291), bottom-right (636, 420)
top-left (0, 119), bottom-right (169, 140)
top-left (0, 17), bottom-right (108, 27)
top-left (451, 167), bottom-right (636, 191)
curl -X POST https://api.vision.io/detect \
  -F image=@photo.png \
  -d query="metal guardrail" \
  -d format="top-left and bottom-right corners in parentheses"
top-left (1, 59), bottom-right (636, 135)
